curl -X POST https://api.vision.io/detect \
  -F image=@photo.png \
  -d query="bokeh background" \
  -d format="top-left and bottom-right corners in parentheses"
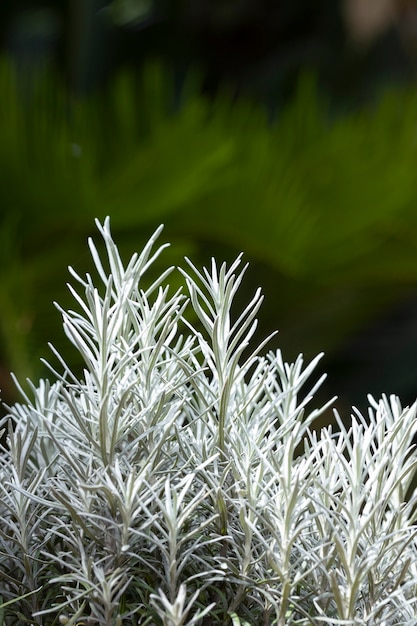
top-left (2, 0), bottom-right (417, 417)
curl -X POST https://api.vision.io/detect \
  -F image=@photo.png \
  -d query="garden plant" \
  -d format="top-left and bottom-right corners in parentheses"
top-left (1, 218), bottom-right (417, 624)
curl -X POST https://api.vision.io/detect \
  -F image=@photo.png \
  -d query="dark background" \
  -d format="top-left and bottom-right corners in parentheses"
top-left (1, 1), bottom-right (413, 99)
top-left (2, 0), bottom-right (417, 418)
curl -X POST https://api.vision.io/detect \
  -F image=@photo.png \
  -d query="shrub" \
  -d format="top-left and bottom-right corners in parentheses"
top-left (1, 218), bottom-right (417, 625)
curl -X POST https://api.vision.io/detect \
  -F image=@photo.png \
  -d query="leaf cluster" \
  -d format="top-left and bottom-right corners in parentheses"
top-left (1, 220), bottom-right (417, 624)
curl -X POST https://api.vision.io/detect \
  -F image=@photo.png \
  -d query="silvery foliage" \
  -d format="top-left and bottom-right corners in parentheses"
top-left (1, 218), bottom-right (417, 625)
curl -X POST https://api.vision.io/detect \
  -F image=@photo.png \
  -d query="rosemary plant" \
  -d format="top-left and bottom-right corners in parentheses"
top-left (1, 218), bottom-right (417, 625)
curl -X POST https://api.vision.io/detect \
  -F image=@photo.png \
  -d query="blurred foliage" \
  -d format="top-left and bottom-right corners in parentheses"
top-left (108, 0), bottom-right (155, 26)
top-left (2, 58), bottom-right (417, 408)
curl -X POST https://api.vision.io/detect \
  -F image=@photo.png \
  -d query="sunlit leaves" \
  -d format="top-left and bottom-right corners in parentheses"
top-left (1, 219), bottom-right (417, 624)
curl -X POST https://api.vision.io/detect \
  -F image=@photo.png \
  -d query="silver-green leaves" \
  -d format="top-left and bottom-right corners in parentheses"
top-left (1, 218), bottom-right (417, 624)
